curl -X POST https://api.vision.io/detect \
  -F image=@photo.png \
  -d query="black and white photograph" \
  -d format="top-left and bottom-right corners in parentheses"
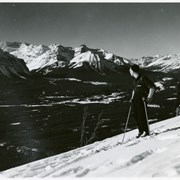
top-left (0, 0), bottom-right (180, 177)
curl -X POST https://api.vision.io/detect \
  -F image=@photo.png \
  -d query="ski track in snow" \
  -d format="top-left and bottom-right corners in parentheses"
top-left (1, 116), bottom-right (180, 177)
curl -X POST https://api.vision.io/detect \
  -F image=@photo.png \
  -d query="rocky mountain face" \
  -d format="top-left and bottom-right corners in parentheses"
top-left (0, 48), bottom-right (30, 79)
top-left (0, 41), bottom-right (73, 72)
top-left (0, 41), bottom-right (128, 77)
top-left (1, 41), bottom-right (180, 79)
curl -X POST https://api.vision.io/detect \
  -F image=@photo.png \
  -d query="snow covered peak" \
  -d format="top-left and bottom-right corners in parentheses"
top-left (130, 54), bottom-right (180, 73)
top-left (0, 41), bottom-right (127, 76)
top-left (142, 54), bottom-right (180, 72)
top-left (19, 43), bottom-right (50, 57)
top-left (0, 42), bottom-right (70, 72)
top-left (69, 45), bottom-right (126, 75)
top-left (0, 41), bottom-right (50, 57)
top-left (0, 41), bottom-right (30, 53)
top-left (74, 44), bottom-right (93, 57)
top-left (2, 41), bottom-right (180, 75)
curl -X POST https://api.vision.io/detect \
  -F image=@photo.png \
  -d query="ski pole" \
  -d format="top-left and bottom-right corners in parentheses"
top-left (122, 104), bottom-right (132, 143)
top-left (143, 100), bottom-right (150, 133)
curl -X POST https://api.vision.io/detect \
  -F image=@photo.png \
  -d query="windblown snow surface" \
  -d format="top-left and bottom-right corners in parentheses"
top-left (1, 116), bottom-right (180, 178)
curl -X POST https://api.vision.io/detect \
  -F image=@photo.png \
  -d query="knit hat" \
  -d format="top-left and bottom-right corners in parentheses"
top-left (130, 64), bottom-right (140, 73)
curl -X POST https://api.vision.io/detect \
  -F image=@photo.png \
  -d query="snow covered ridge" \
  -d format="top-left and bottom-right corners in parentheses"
top-left (1, 116), bottom-right (180, 177)
top-left (0, 48), bottom-right (30, 78)
top-left (0, 41), bottom-right (74, 73)
top-left (133, 55), bottom-right (180, 73)
top-left (0, 41), bottom-right (127, 75)
top-left (1, 41), bottom-right (180, 76)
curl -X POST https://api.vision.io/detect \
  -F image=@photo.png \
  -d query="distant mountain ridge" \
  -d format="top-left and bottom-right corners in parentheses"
top-left (1, 41), bottom-right (180, 78)
top-left (131, 54), bottom-right (180, 73)
top-left (0, 41), bottom-right (128, 77)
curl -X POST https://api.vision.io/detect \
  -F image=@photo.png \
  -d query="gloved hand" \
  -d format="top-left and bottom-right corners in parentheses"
top-left (142, 97), bottom-right (152, 103)
top-left (146, 97), bottom-right (152, 103)
top-left (129, 98), bottom-right (133, 104)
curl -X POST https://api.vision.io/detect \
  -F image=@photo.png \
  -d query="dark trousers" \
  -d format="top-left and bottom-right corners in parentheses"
top-left (132, 98), bottom-right (149, 134)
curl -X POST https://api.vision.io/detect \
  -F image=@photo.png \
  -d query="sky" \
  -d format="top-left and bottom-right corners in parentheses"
top-left (0, 2), bottom-right (180, 58)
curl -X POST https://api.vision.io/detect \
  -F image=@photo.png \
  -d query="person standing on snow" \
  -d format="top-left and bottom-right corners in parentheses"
top-left (129, 64), bottom-right (156, 138)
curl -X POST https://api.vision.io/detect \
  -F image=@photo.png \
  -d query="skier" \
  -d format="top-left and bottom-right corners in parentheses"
top-left (129, 64), bottom-right (156, 138)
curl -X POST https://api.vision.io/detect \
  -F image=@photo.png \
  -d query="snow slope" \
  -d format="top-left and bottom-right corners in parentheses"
top-left (1, 115), bottom-right (180, 177)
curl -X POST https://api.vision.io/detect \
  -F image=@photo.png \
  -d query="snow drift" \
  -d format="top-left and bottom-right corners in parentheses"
top-left (1, 115), bottom-right (180, 177)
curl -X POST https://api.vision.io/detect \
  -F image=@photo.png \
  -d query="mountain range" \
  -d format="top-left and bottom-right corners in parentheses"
top-left (0, 41), bottom-right (180, 78)
top-left (137, 55), bottom-right (180, 73)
